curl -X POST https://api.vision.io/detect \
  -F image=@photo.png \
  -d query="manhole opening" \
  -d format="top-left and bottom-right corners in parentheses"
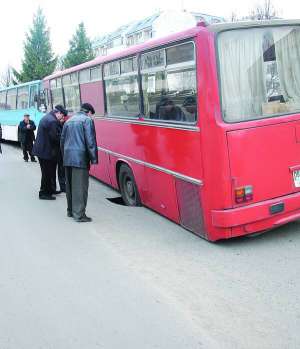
top-left (106, 197), bottom-right (125, 206)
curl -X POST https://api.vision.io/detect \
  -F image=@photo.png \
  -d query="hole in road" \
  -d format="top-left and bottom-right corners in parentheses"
top-left (106, 196), bottom-right (125, 205)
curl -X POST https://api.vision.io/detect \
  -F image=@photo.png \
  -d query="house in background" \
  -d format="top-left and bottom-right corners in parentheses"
top-left (93, 10), bottom-right (225, 57)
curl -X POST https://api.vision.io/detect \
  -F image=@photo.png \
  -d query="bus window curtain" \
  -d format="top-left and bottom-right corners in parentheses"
top-left (218, 29), bottom-right (265, 122)
top-left (274, 28), bottom-right (300, 109)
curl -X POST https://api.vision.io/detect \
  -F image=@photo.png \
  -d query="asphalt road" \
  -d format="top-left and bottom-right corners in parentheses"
top-left (0, 143), bottom-right (299, 349)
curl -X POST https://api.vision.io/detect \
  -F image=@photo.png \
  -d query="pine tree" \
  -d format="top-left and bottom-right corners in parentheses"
top-left (63, 22), bottom-right (95, 68)
top-left (14, 8), bottom-right (57, 83)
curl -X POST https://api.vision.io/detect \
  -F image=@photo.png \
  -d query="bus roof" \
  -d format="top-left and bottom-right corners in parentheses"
top-left (0, 80), bottom-right (41, 92)
top-left (208, 18), bottom-right (300, 32)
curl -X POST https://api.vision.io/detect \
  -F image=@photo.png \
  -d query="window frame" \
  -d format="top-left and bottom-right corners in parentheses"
top-left (6, 87), bottom-right (17, 110)
top-left (50, 78), bottom-right (65, 109)
top-left (17, 85), bottom-right (29, 109)
top-left (140, 40), bottom-right (198, 126)
top-left (140, 48), bottom-right (166, 73)
top-left (0, 90), bottom-right (7, 110)
top-left (104, 61), bottom-right (121, 79)
top-left (90, 65), bottom-right (102, 82)
top-left (79, 68), bottom-right (91, 84)
top-left (102, 39), bottom-right (199, 128)
top-left (29, 84), bottom-right (39, 108)
top-left (216, 25), bottom-right (300, 124)
top-left (104, 56), bottom-right (140, 118)
top-left (62, 73), bottom-right (81, 112)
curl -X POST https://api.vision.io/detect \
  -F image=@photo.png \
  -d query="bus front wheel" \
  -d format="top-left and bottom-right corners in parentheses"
top-left (118, 164), bottom-right (142, 207)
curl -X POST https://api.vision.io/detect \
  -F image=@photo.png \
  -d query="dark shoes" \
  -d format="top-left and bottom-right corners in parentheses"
top-left (53, 190), bottom-right (62, 194)
top-left (75, 215), bottom-right (92, 223)
top-left (24, 159), bottom-right (28, 162)
top-left (68, 211), bottom-right (91, 222)
top-left (39, 195), bottom-right (56, 200)
top-left (31, 158), bottom-right (37, 162)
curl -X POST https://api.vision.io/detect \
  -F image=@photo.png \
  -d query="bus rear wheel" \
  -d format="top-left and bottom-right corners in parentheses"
top-left (118, 164), bottom-right (141, 207)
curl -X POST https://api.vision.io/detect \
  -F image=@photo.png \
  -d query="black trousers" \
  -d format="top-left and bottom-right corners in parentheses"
top-left (38, 158), bottom-right (57, 197)
top-left (22, 141), bottom-right (34, 160)
top-left (57, 151), bottom-right (65, 191)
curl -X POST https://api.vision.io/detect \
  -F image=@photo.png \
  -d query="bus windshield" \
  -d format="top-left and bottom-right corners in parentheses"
top-left (218, 26), bottom-right (300, 122)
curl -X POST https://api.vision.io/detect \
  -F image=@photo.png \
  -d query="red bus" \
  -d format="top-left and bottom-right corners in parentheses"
top-left (43, 19), bottom-right (300, 241)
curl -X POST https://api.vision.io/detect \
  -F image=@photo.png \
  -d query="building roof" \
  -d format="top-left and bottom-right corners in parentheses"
top-left (92, 10), bottom-right (225, 49)
top-left (126, 12), bottom-right (161, 35)
top-left (93, 22), bottom-right (134, 47)
top-left (93, 13), bottom-right (161, 49)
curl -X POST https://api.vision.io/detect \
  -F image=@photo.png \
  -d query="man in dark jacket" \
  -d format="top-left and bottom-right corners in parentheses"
top-left (19, 114), bottom-right (37, 162)
top-left (61, 103), bottom-right (98, 222)
top-left (33, 105), bottom-right (68, 200)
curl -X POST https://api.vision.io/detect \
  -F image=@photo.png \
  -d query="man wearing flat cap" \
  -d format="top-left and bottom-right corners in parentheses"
top-left (33, 104), bottom-right (68, 200)
top-left (61, 103), bottom-right (98, 222)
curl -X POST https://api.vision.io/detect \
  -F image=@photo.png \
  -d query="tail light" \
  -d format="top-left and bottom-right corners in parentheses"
top-left (235, 185), bottom-right (253, 204)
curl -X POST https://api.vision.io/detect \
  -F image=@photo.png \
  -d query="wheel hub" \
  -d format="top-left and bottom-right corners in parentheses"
top-left (126, 180), bottom-right (134, 197)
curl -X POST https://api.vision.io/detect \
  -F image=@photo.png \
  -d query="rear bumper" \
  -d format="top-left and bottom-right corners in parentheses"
top-left (212, 191), bottom-right (300, 235)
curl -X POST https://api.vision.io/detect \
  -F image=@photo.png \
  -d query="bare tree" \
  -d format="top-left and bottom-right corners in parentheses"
top-left (248, 0), bottom-right (277, 20)
top-left (0, 66), bottom-right (15, 88)
top-left (229, 12), bottom-right (239, 22)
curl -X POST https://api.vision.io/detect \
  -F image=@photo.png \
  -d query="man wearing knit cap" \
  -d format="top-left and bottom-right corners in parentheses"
top-left (33, 104), bottom-right (68, 200)
top-left (60, 103), bottom-right (98, 222)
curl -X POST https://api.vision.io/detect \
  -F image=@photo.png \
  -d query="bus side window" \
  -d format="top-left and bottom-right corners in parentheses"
top-left (63, 73), bottom-right (80, 113)
top-left (104, 57), bottom-right (140, 118)
top-left (29, 85), bottom-right (39, 108)
top-left (17, 86), bottom-right (29, 109)
top-left (141, 42), bottom-right (197, 123)
top-left (50, 78), bottom-right (64, 109)
top-left (6, 88), bottom-right (17, 110)
top-left (0, 91), bottom-right (7, 110)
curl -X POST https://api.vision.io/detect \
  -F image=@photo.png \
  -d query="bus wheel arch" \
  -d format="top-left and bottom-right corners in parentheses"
top-left (116, 161), bottom-right (142, 207)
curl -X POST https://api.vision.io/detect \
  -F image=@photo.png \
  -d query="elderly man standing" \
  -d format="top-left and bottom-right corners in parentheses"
top-left (19, 114), bottom-right (37, 162)
top-left (61, 103), bottom-right (98, 222)
top-left (33, 105), bottom-right (68, 200)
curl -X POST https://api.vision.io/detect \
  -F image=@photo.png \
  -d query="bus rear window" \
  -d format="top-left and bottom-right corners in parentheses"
top-left (218, 26), bottom-right (300, 122)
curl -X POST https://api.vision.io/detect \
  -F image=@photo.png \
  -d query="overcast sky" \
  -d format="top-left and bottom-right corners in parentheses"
top-left (0, 0), bottom-right (299, 75)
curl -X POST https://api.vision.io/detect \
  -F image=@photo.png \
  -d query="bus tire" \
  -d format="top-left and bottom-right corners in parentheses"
top-left (118, 164), bottom-right (142, 207)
